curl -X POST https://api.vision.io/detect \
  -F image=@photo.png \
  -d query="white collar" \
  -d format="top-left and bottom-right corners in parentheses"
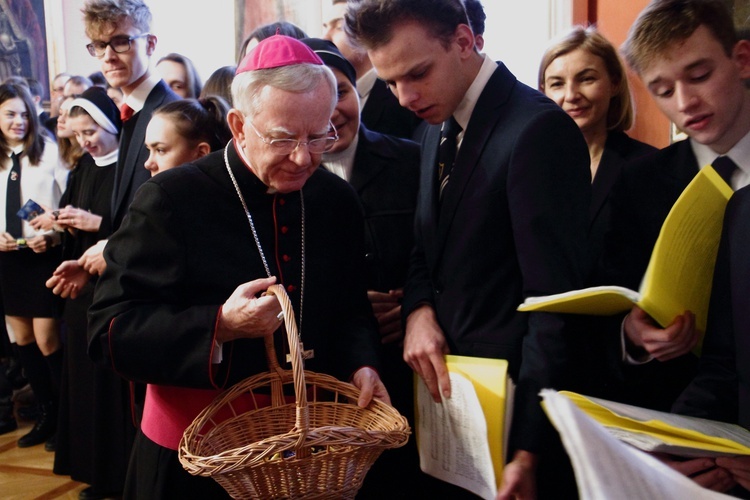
top-left (122, 73), bottom-right (160, 113)
top-left (691, 128), bottom-right (750, 189)
top-left (357, 68), bottom-right (378, 100)
top-left (452, 54), bottom-right (497, 133)
top-left (93, 149), bottom-right (119, 167)
top-left (321, 133), bottom-right (359, 182)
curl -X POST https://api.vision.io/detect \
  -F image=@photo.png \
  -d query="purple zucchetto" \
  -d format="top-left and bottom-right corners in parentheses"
top-left (236, 34), bottom-right (324, 75)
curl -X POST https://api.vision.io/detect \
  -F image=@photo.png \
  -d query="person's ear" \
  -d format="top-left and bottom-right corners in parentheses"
top-left (475, 34), bottom-right (485, 52)
top-left (454, 24), bottom-right (476, 58)
top-left (733, 39), bottom-right (750, 80)
top-left (146, 34), bottom-right (157, 56)
top-left (227, 109), bottom-right (246, 145)
top-left (195, 141), bottom-right (211, 159)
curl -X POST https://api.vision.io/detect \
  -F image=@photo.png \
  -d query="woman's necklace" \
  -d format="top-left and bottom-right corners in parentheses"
top-left (223, 144), bottom-right (311, 362)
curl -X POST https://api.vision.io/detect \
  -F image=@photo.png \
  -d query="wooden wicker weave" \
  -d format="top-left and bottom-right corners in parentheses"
top-left (179, 284), bottom-right (410, 499)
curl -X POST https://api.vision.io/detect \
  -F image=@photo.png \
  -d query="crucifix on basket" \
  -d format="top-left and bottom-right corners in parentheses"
top-left (286, 341), bottom-right (314, 364)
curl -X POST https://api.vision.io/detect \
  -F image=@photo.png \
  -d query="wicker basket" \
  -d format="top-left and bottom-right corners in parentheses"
top-left (179, 284), bottom-right (410, 499)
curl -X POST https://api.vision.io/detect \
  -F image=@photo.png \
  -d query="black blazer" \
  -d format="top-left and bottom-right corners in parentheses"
top-left (350, 126), bottom-right (420, 292)
top-left (589, 131), bottom-right (656, 266)
top-left (596, 139), bottom-right (701, 411)
top-left (361, 79), bottom-right (422, 140)
top-left (673, 184), bottom-right (750, 427)
top-left (111, 79), bottom-right (179, 230)
top-left (402, 62), bottom-right (591, 453)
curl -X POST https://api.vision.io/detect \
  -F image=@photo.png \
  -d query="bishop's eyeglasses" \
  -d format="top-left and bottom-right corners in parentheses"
top-left (248, 121), bottom-right (339, 155)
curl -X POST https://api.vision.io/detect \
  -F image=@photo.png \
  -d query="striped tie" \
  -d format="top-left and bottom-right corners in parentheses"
top-left (438, 116), bottom-right (462, 199)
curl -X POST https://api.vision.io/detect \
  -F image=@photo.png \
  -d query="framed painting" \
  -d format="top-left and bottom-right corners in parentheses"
top-left (0, 0), bottom-right (50, 99)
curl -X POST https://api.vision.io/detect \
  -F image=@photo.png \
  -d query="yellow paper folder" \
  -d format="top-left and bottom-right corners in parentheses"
top-left (556, 390), bottom-right (750, 457)
top-left (414, 355), bottom-right (513, 498)
top-left (518, 165), bottom-right (733, 347)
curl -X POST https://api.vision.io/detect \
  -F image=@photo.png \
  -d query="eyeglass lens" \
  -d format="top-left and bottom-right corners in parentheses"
top-left (87, 35), bottom-right (144, 57)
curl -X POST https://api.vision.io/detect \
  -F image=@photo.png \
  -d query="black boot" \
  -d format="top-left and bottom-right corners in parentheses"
top-left (0, 361), bottom-right (17, 435)
top-left (17, 401), bottom-right (56, 448)
top-left (0, 396), bottom-right (17, 435)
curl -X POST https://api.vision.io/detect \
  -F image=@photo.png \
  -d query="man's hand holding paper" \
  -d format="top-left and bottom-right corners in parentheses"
top-left (404, 304), bottom-right (451, 402)
top-left (624, 306), bottom-right (699, 362)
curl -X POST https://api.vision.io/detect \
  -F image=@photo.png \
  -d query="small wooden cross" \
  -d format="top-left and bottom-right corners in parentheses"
top-left (286, 343), bottom-right (315, 363)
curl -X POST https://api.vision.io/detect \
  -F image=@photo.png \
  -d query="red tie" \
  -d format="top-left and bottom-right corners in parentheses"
top-left (120, 103), bottom-right (134, 122)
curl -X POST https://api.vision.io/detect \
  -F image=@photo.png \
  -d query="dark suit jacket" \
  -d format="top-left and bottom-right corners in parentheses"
top-left (673, 184), bottom-right (750, 427)
top-left (589, 131), bottom-right (656, 266)
top-left (351, 126), bottom-right (420, 292)
top-left (596, 139), bottom-right (700, 411)
top-left (402, 62), bottom-right (591, 453)
top-left (361, 79), bottom-right (422, 140)
top-left (111, 79), bottom-right (178, 230)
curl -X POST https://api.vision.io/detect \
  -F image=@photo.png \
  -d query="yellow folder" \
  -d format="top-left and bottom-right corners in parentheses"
top-left (555, 390), bottom-right (750, 457)
top-left (414, 355), bottom-right (513, 497)
top-left (518, 165), bottom-right (733, 347)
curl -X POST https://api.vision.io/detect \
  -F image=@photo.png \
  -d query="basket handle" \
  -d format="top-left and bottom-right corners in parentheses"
top-left (265, 284), bottom-right (309, 442)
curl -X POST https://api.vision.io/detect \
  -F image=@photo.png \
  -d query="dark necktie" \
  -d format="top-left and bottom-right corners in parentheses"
top-left (120, 103), bottom-right (134, 122)
top-left (438, 116), bottom-right (462, 199)
top-left (712, 155), bottom-right (738, 188)
top-left (6, 153), bottom-right (22, 238)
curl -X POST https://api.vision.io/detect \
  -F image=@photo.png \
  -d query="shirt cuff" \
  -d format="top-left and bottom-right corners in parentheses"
top-left (211, 340), bottom-right (223, 364)
top-left (621, 314), bottom-right (654, 365)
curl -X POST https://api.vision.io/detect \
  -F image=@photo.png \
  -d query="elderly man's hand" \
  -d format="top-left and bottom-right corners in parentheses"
top-left (352, 366), bottom-right (391, 407)
top-left (403, 304), bottom-right (450, 403)
top-left (216, 276), bottom-right (282, 342)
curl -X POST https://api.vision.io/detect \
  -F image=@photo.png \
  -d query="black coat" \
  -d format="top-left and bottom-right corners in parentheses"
top-left (89, 142), bottom-right (381, 387)
top-left (673, 183), bottom-right (750, 427)
top-left (597, 139), bottom-right (701, 411)
top-left (111, 80), bottom-right (179, 230)
top-left (350, 126), bottom-right (420, 292)
top-left (402, 62), bottom-right (591, 454)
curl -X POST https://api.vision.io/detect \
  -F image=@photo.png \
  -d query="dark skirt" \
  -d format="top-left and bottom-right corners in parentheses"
top-left (0, 246), bottom-right (63, 317)
top-left (53, 282), bottom-right (135, 493)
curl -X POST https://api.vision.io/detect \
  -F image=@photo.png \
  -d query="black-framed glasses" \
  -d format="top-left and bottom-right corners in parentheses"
top-left (248, 121), bottom-right (339, 155)
top-left (86, 34), bottom-right (150, 58)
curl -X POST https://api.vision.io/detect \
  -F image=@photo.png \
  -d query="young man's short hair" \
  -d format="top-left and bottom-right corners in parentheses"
top-left (344, 0), bottom-right (469, 50)
top-left (82, 0), bottom-right (152, 39)
top-left (622, 0), bottom-right (738, 74)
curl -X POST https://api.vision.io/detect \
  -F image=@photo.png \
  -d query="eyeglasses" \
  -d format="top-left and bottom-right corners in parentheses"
top-left (86, 34), bottom-right (150, 58)
top-left (248, 121), bottom-right (338, 155)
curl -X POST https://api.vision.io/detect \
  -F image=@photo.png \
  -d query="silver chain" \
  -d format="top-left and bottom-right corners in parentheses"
top-left (223, 143), bottom-right (305, 338)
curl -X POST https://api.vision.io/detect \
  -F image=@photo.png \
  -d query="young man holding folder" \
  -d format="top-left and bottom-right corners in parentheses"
top-left (596, 0), bottom-right (750, 413)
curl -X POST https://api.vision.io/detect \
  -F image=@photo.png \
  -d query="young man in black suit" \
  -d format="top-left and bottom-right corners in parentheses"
top-left (77, 0), bottom-right (179, 276)
top-left (323, 0), bottom-right (421, 140)
top-left (597, 0), bottom-right (750, 413)
top-left (301, 37), bottom-right (422, 497)
top-left (608, 0), bottom-right (750, 494)
top-left (346, 1), bottom-right (591, 497)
